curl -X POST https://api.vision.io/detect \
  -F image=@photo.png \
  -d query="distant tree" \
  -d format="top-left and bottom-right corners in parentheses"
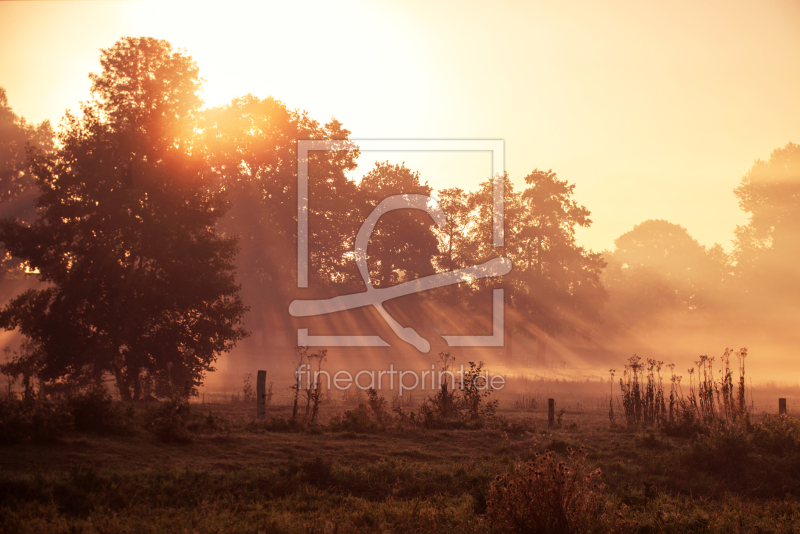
top-left (357, 162), bottom-right (439, 287)
top-left (601, 256), bottom-right (680, 331)
top-left (733, 142), bottom-right (800, 306)
top-left (465, 170), bottom-right (605, 361)
top-left (610, 220), bottom-right (729, 312)
top-left (201, 94), bottom-right (359, 297)
top-left (0, 89), bottom-right (54, 280)
top-left (0, 37), bottom-right (247, 400)
top-left (508, 169), bottom-right (606, 360)
top-left (0, 88), bottom-right (54, 209)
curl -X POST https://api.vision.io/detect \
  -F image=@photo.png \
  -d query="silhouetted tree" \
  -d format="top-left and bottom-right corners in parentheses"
top-left (0, 38), bottom-right (247, 399)
top-left (434, 186), bottom-right (474, 272)
top-left (0, 88), bottom-right (54, 209)
top-left (464, 171), bottom-right (605, 362)
top-left (612, 220), bottom-right (728, 310)
top-left (200, 94), bottom-right (359, 343)
top-left (0, 89), bottom-right (54, 280)
top-left (733, 142), bottom-right (800, 308)
top-left (509, 169), bottom-right (606, 360)
top-left (358, 162), bottom-right (439, 287)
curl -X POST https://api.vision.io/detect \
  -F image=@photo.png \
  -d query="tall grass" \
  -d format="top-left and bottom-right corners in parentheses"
top-left (613, 347), bottom-right (748, 430)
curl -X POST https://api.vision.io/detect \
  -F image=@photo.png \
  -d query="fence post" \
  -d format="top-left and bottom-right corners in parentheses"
top-left (257, 370), bottom-right (267, 420)
top-left (779, 398), bottom-right (787, 415)
top-left (548, 398), bottom-right (555, 428)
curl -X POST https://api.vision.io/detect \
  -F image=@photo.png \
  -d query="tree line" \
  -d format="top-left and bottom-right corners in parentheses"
top-left (0, 37), bottom-right (797, 399)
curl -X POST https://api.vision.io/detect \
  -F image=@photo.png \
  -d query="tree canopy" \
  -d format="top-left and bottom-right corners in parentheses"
top-left (733, 142), bottom-right (800, 307)
top-left (0, 37), bottom-right (247, 399)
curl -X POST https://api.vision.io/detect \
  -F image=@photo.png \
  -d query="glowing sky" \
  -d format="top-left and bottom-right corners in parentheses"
top-left (2, 0), bottom-right (799, 253)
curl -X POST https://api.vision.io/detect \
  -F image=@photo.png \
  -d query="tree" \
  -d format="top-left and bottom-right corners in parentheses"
top-left (507, 169), bottom-right (607, 361)
top-left (733, 142), bottom-right (800, 307)
top-left (610, 220), bottom-right (728, 312)
top-left (201, 94), bottom-right (359, 292)
top-left (0, 88), bottom-right (54, 210)
top-left (0, 89), bottom-right (54, 280)
top-left (455, 170), bottom-right (605, 362)
top-left (434, 187), bottom-right (474, 272)
top-left (357, 162), bottom-right (439, 288)
top-left (199, 95), bottom-right (359, 349)
top-left (0, 37), bottom-right (247, 399)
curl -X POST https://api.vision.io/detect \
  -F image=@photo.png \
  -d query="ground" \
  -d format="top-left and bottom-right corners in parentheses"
top-left (1, 400), bottom-right (799, 533)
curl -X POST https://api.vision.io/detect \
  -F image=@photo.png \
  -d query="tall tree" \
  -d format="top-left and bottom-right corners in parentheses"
top-left (611, 220), bottom-right (728, 311)
top-left (0, 89), bottom-right (54, 280)
top-left (454, 170), bottom-right (605, 362)
top-left (0, 88), bottom-right (54, 210)
top-left (358, 162), bottom-right (439, 288)
top-left (733, 142), bottom-right (800, 307)
top-left (201, 95), bottom-right (359, 295)
top-left (495, 170), bottom-right (605, 361)
top-left (0, 37), bottom-right (247, 399)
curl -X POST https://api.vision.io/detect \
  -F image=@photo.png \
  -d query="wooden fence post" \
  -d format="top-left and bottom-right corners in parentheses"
top-left (257, 370), bottom-right (267, 420)
top-left (779, 398), bottom-right (787, 415)
top-left (548, 398), bottom-right (555, 428)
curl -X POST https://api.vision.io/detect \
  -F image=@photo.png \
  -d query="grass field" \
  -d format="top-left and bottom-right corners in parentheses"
top-left (2, 391), bottom-right (800, 534)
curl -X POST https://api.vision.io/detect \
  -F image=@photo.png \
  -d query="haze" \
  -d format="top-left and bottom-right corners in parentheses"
top-left (1, 1), bottom-right (799, 385)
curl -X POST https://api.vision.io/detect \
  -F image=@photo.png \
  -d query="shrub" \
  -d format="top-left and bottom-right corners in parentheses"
top-left (683, 425), bottom-right (751, 476)
top-left (146, 397), bottom-right (193, 443)
top-left (66, 385), bottom-right (132, 434)
top-left (752, 414), bottom-right (800, 455)
top-left (0, 396), bottom-right (71, 444)
top-left (487, 446), bottom-right (631, 533)
top-left (415, 354), bottom-right (501, 429)
top-left (329, 404), bottom-right (381, 433)
top-left (366, 388), bottom-right (389, 424)
top-left (242, 373), bottom-right (255, 403)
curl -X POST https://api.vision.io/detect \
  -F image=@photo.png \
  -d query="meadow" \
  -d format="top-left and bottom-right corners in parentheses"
top-left (2, 352), bottom-right (800, 533)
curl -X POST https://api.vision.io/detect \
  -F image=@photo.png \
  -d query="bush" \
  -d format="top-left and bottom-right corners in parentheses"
top-left (487, 446), bottom-right (631, 534)
top-left (66, 386), bottom-right (132, 434)
top-left (752, 414), bottom-right (800, 455)
top-left (329, 404), bottom-right (382, 433)
top-left (146, 397), bottom-right (193, 443)
top-left (683, 425), bottom-right (751, 476)
top-left (0, 396), bottom-right (72, 445)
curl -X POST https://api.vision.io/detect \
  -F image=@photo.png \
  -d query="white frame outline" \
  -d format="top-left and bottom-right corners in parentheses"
top-left (296, 139), bottom-right (506, 349)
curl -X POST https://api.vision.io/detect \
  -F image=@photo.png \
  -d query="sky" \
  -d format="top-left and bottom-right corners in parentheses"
top-left (2, 0), bottom-right (799, 253)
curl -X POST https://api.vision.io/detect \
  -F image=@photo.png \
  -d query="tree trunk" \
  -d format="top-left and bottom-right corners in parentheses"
top-left (506, 316), bottom-right (514, 364)
top-left (132, 370), bottom-right (142, 401)
top-left (117, 368), bottom-right (132, 401)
